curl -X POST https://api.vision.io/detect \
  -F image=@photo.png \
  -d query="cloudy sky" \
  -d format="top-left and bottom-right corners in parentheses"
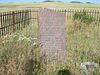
top-left (0, 0), bottom-right (100, 4)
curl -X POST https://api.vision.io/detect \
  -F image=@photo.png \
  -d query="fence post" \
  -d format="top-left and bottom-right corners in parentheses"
top-left (12, 11), bottom-right (15, 32)
top-left (0, 13), bottom-right (3, 37)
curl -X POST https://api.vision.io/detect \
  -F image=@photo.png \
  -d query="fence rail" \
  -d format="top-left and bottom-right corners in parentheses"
top-left (0, 10), bottom-right (32, 37)
top-left (55, 9), bottom-right (100, 22)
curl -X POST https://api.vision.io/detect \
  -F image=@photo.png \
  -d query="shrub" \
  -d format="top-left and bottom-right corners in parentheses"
top-left (70, 1), bottom-right (83, 3)
top-left (73, 10), bottom-right (94, 24)
top-left (44, 0), bottom-right (55, 2)
top-left (57, 69), bottom-right (71, 75)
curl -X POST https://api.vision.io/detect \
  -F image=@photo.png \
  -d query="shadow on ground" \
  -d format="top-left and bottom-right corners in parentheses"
top-left (57, 69), bottom-right (71, 75)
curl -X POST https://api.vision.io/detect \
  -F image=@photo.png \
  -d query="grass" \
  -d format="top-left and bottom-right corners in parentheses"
top-left (0, 17), bottom-right (100, 75)
top-left (0, 2), bottom-right (100, 8)
top-left (65, 19), bottom-right (100, 75)
top-left (0, 2), bottom-right (100, 74)
top-left (0, 21), bottom-right (44, 74)
top-left (0, 2), bottom-right (100, 11)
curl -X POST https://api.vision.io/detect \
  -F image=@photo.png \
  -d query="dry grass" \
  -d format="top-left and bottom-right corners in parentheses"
top-left (0, 2), bottom-right (100, 11)
top-left (65, 19), bottom-right (100, 75)
top-left (0, 7), bottom-right (100, 74)
top-left (0, 23), bottom-right (45, 75)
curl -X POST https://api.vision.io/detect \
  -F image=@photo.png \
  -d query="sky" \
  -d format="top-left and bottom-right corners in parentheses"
top-left (0, 0), bottom-right (100, 4)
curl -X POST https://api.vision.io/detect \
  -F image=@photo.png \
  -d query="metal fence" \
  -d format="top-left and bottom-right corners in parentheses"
top-left (0, 9), bottom-right (100, 37)
top-left (55, 9), bottom-right (100, 22)
top-left (0, 10), bottom-right (32, 37)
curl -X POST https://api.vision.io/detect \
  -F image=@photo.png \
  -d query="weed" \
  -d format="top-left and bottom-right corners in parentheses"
top-left (73, 10), bottom-right (94, 24)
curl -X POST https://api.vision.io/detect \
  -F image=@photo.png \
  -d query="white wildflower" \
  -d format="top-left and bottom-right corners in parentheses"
top-left (33, 42), bottom-right (37, 46)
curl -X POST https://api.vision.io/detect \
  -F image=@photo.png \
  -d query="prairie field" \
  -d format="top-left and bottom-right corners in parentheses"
top-left (0, 2), bottom-right (100, 75)
top-left (0, 2), bottom-right (100, 11)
